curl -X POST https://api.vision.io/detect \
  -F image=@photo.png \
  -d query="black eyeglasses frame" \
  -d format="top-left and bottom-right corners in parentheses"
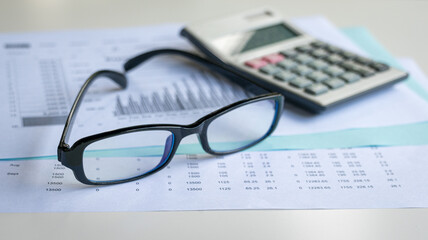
top-left (57, 49), bottom-right (284, 185)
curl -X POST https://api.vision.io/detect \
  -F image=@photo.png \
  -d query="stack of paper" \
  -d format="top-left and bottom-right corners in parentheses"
top-left (0, 16), bottom-right (427, 212)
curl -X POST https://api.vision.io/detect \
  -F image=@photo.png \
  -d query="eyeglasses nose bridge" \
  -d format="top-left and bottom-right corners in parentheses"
top-left (179, 121), bottom-right (206, 139)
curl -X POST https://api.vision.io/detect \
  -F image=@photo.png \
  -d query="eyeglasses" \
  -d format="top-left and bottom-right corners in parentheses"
top-left (57, 49), bottom-right (284, 185)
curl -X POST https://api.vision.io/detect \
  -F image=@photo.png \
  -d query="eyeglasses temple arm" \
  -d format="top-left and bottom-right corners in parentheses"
top-left (58, 70), bottom-right (127, 148)
top-left (124, 49), bottom-right (270, 95)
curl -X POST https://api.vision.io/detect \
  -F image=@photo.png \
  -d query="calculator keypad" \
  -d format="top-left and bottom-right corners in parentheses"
top-left (244, 40), bottom-right (391, 96)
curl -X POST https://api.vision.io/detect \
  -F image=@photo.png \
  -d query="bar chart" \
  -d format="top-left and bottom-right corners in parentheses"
top-left (114, 72), bottom-right (249, 116)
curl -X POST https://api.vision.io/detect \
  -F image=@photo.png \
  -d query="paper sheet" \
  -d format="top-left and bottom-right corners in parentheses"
top-left (1, 16), bottom-right (428, 159)
top-left (398, 58), bottom-right (428, 91)
top-left (1, 144), bottom-right (427, 212)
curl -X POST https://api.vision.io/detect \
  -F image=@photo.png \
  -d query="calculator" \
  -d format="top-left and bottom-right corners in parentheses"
top-left (180, 8), bottom-right (408, 112)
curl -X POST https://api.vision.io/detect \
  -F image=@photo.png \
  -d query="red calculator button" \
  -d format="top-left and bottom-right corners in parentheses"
top-left (245, 59), bottom-right (268, 69)
top-left (262, 53), bottom-right (285, 64)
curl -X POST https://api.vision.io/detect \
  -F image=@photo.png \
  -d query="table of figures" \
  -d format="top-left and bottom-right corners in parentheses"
top-left (1, 145), bottom-right (427, 212)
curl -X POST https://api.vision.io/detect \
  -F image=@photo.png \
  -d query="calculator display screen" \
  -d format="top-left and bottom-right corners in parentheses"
top-left (212, 24), bottom-right (299, 55)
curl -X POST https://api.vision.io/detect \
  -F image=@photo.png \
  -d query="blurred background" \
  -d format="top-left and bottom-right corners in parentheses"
top-left (0, 0), bottom-right (426, 73)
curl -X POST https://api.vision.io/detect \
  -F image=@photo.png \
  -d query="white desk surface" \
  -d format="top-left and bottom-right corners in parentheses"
top-left (0, 0), bottom-right (427, 239)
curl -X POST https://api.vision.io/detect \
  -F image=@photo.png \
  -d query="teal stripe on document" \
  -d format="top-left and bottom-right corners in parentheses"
top-left (176, 121), bottom-right (428, 154)
top-left (2, 121), bottom-right (428, 161)
top-left (342, 27), bottom-right (428, 103)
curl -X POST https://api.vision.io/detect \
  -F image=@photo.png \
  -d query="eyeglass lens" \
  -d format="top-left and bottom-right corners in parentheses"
top-left (82, 130), bottom-right (174, 183)
top-left (206, 98), bottom-right (277, 152)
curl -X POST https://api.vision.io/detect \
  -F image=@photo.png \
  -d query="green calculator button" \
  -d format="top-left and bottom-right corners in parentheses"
top-left (370, 62), bottom-right (389, 72)
top-left (277, 59), bottom-right (298, 70)
top-left (324, 65), bottom-right (345, 77)
top-left (259, 65), bottom-right (281, 75)
top-left (308, 59), bottom-right (329, 70)
top-left (340, 51), bottom-right (358, 60)
top-left (290, 77), bottom-right (313, 88)
top-left (305, 84), bottom-right (329, 95)
top-left (340, 72), bottom-right (361, 83)
top-left (311, 48), bottom-right (329, 59)
top-left (295, 54), bottom-right (315, 64)
top-left (326, 54), bottom-right (344, 64)
top-left (324, 78), bottom-right (346, 89)
top-left (292, 65), bottom-right (314, 76)
top-left (355, 56), bottom-right (373, 65)
top-left (274, 71), bottom-right (296, 82)
top-left (280, 49), bottom-right (298, 58)
top-left (295, 45), bottom-right (313, 53)
top-left (326, 45), bottom-right (342, 53)
top-left (311, 40), bottom-right (328, 48)
top-left (307, 71), bottom-right (329, 82)
top-left (339, 61), bottom-right (357, 71)
top-left (350, 65), bottom-right (376, 77)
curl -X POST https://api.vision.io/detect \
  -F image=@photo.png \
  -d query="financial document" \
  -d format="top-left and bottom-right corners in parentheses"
top-left (1, 16), bottom-right (428, 159)
top-left (1, 144), bottom-right (427, 212)
top-left (398, 58), bottom-right (428, 91)
top-left (1, 16), bottom-right (428, 212)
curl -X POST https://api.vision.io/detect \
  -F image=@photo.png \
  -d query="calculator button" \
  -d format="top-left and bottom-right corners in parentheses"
top-left (308, 59), bottom-right (329, 70)
top-left (369, 62), bottom-right (389, 72)
top-left (290, 77), bottom-right (313, 88)
top-left (274, 71), bottom-right (296, 82)
top-left (339, 61), bottom-right (357, 71)
top-left (353, 66), bottom-right (376, 77)
top-left (262, 53), bottom-right (285, 64)
top-left (295, 45), bottom-right (313, 53)
top-left (325, 45), bottom-right (342, 53)
top-left (340, 72), bottom-right (361, 83)
top-left (295, 54), bottom-right (315, 64)
top-left (280, 49), bottom-right (299, 58)
top-left (340, 51), bottom-right (358, 60)
top-left (324, 65), bottom-right (345, 77)
top-left (311, 48), bottom-right (329, 59)
top-left (292, 65), bottom-right (314, 76)
top-left (245, 59), bottom-right (268, 69)
top-left (339, 61), bottom-right (375, 77)
top-left (325, 54), bottom-right (344, 64)
top-left (307, 71), bottom-right (330, 82)
top-left (259, 65), bottom-right (281, 75)
top-left (324, 78), bottom-right (346, 89)
top-left (354, 56), bottom-right (373, 65)
top-left (310, 40), bottom-right (328, 48)
top-left (305, 83), bottom-right (329, 95)
top-left (277, 59), bottom-right (298, 70)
